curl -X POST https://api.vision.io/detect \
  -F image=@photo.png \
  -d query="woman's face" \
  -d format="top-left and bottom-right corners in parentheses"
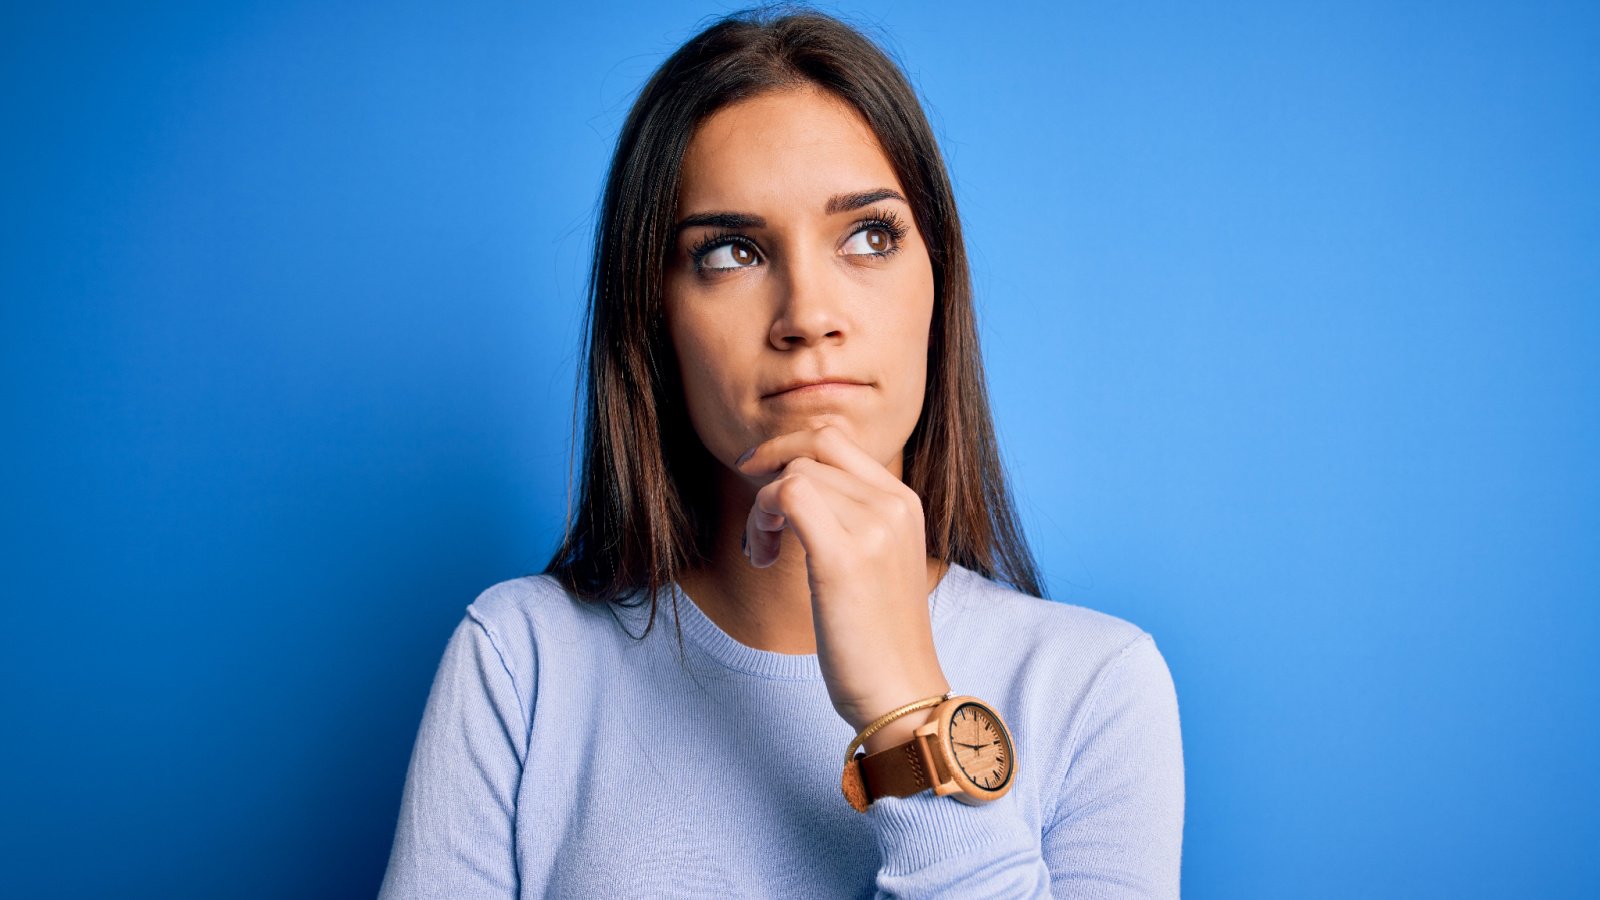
top-left (663, 84), bottom-right (936, 480)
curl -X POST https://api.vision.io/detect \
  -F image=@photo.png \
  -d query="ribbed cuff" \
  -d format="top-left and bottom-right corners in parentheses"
top-left (865, 790), bottom-right (1031, 876)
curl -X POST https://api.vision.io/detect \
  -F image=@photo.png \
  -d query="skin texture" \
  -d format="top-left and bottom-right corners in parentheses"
top-left (664, 84), bottom-right (951, 753)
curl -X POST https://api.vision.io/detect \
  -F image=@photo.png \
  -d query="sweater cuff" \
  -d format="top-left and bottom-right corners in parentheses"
top-left (865, 790), bottom-right (1031, 876)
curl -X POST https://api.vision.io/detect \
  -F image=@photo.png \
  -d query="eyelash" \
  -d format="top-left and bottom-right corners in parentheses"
top-left (687, 209), bottom-right (909, 274)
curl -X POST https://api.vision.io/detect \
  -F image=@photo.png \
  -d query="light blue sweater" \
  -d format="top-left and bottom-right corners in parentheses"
top-left (378, 562), bottom-right (1184, 898)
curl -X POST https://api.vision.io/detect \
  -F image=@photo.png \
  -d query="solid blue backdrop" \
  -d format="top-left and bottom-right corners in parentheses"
top-left (3, 1), bottom-right (1596, 896)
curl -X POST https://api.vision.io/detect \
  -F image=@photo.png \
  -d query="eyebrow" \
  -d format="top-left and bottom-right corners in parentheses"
top-left (674, 187), bottom-right (907, 234)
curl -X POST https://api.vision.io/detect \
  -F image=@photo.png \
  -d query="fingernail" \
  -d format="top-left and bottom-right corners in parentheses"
top-left (736, 446), bottom-right (756, 467)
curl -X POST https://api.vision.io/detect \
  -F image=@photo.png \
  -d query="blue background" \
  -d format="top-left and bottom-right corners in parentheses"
top-left (4, 1), bottom-right (1596, 896)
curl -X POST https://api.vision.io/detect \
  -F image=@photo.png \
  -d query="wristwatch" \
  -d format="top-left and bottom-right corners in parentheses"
top-left (849, 695), bottom-right (1017, 810)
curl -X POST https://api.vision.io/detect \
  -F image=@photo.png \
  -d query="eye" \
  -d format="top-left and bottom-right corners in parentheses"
top-left (842, 225), bottom-right (896, 256)
top-left (700, 240), bottom-right (760, 270)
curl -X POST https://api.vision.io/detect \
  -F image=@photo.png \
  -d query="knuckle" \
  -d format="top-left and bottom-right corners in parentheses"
top-left (894, 490), bottom-right (923, 519)
top-left (773, 475), bottom-right (806, 503)
top-left (861, 523), bottom-right (893, 551)
top-left (755, 479), bottom-right (784, 508)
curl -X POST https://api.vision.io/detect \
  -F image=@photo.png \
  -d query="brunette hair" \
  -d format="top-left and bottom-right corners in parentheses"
top-left (542, 5), bottom-right (1044, 645)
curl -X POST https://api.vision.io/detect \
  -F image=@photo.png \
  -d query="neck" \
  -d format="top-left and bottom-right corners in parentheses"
top-left (676, 464), bottom-right (946, 655)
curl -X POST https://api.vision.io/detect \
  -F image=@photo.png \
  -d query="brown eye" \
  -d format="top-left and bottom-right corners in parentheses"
top-left (700, 241), bottom-right (760, 270)
top-left (843, 225), bottom-right (895, 256)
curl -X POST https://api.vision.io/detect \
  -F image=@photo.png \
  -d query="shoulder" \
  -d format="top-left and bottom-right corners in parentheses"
top-left (939, 563), bottom-right (1178, 753)
top-left (459, 572), bottom-right (624, 673)
top-left (941, 562), bottom-right (1158, 679)
top-left (940, 565), bottom-right (1182, 819)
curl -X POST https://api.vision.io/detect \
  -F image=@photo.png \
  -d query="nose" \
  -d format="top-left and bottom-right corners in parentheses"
top-left (768, 247), bottom-right (847, 349)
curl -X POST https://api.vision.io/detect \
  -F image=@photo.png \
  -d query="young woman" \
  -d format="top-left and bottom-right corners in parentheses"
top-left (380, 8), bottom-right (1183, 898)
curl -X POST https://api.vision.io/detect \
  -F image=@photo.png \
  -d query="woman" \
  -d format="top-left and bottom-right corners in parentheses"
top-left (380, 8), bottom-right (1183, 898)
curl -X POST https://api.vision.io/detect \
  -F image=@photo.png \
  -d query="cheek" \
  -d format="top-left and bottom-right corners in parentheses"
top-left (864, 275), bottom-right (935, 468)
top-left (889, 266), bottom-right (935, 383)
top-left (668, 310), bottom-right (718, 401)
top-left (665, 304), bottom-right (749, 442)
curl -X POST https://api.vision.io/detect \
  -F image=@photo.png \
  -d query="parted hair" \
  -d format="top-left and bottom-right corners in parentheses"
top-left (542, 5), bottom-right (1044, 644)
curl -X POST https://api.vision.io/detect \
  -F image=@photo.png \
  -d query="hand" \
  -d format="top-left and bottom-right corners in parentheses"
top-left (735, 422), bottom-right (950, 744)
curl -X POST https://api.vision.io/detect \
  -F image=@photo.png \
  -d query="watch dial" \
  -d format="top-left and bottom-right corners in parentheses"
top-left (948, 703), bottom-right (1013, 790)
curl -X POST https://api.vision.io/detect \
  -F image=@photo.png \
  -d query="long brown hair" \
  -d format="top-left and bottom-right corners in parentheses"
top-left (543, 6), bottom-right (1044, 648)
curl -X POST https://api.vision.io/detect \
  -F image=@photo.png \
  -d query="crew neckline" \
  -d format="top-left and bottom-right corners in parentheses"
top-left (658, 561), bottom-right (971, 681)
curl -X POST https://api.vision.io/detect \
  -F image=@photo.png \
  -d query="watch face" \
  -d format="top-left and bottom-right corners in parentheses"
top-left (947, 702), bottom-right (1013, 791)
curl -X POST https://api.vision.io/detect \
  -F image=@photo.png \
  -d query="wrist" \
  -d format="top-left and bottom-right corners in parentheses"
top-left (861, 705), bottom-right (939, 754)
top-left (841, 692), bottom-right (1018, 814)
top-left (855, 675), bottom-right (951, 755)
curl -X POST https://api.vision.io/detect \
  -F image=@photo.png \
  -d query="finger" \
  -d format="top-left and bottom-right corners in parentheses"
top-left (742, 459), bottom-right (879, 567)
top-left (736, 422), bottom-right (904, 494)
top-left (776, 459), bottom-right (899, 542)
top-left (772, 455), bottom-right (881, 508)
top-left (745, 467), bottom-right (847, 568)
top-left (745, 461), bottom-right (907, 567)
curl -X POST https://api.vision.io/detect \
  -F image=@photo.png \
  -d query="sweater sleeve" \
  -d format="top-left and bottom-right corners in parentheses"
top-left (868, 633), bottom-right (1184, 898)
top-left (868, 789), bottom-right (1052, 897)
top-left (378, 611), bottom-right (529, 900)
top-left (1043, 633), bottom-right (1185, 897)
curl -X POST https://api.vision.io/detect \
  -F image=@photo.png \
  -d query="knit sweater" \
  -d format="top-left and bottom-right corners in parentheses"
top-left (377, 562), bottom-right (1185, 898)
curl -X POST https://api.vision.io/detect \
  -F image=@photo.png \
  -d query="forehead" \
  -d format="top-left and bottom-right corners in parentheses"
top-left (677, 85), bottom-right (903, 214)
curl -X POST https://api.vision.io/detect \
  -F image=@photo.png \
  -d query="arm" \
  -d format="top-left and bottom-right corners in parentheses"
top-left (1043, 634), bottom-right (1185, 898)
top-left (378, 612), bottom-right (528, 900)
top-left (869, 791), bottom-right (1053, 898)
top-left (869, 634), bottom-right (1185, 898)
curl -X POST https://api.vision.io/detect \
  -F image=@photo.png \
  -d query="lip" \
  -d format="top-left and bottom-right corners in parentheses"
top-left (762, 379), bottom-right (871, 399)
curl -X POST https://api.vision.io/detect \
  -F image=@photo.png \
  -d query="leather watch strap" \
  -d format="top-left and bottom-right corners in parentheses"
top-left (858, 736), bottom-right (933, 800)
